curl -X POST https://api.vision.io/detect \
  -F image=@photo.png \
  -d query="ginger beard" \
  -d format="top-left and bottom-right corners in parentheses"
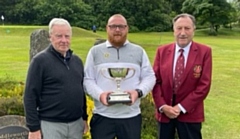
top-left (108, 33), bottom-right (127, 47)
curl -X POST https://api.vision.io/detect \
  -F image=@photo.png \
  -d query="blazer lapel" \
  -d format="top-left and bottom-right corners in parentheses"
top-left (181, 42), bottom-right (198, 83)
top-left (167, 44), bottom-right (175, 88)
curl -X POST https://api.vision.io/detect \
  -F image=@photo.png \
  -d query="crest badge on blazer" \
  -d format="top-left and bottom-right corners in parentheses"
top-left (193, 65), bottom-right (202, 78)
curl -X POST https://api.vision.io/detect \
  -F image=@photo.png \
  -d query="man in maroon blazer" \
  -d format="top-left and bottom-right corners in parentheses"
top-left (152, 13), bottom-right (212, 139)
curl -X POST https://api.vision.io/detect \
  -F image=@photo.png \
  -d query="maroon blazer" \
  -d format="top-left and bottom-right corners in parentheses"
top-left (152, 41), bottom-right (212, 123)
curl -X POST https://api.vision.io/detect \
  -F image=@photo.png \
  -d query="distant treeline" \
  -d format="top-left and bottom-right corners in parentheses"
top-left (0, 0), bottom-right (239, 32)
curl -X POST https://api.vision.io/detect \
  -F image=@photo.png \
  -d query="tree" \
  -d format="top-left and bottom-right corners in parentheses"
top-left (13, 0), bottom-right (39, 24)
top-left (168, 0), bottom-right (185, 14)
top-left (182, 0), bottom-right (234, 35)
top-left (0, 0), bottom-right (22, 23)
top-left (84, 0), bottom-right (172, 32)
top-left (82, 0), bottom-right (109, 30)
top-left (231, 0), bottom-right (240, 26)
top-left (1, 0), bottom-right (175, 31)
top-left (34, 0), bottom-right (94, 29)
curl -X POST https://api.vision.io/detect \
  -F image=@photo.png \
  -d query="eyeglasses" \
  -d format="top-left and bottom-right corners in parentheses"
top-left (108, 24), bottom-right (127, 30)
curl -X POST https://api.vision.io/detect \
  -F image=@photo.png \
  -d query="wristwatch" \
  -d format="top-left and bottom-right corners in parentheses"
top-left (135, 89), bottom-right (143, 98)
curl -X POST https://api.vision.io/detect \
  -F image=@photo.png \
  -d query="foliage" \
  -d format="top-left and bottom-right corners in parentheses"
top-left (84, 95), bottom-right (94, 139)
top-left (0, 97), bottom-right (24, 116)
top-left (0, 0), bottom-right (171, 32)
top-left (182, 0), bottom-right (235, 35)
top-left (140, 94), bottom-right (158, 139)
top-left (0, 76), bottom-right (25, 116)
top-left (169, 0), bottom-right (186, 14)
top-left (230, 0), bottom-right (240, 25)
top-left (84, 0), bottom-right (172, 32)
top-left (0, 0), bottom-right (238, 32)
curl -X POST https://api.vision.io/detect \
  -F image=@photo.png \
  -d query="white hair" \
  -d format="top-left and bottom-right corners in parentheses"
top-left (48, 18), bottom-right (72, 35)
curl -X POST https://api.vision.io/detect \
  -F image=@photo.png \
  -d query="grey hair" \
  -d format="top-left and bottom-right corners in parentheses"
top-left (172, 13), bottom-right (196, 29)
top-left (48, 18), bottom-right (72, 35)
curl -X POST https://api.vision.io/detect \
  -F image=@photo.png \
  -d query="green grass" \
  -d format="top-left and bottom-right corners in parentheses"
top-left (0, 26), bottom-right (240, 139)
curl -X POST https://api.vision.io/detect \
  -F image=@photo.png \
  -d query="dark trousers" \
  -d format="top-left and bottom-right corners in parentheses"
top-left (158, 119), bottom-right (202, 139)
top-left (90, 114), bottom-right (142, 139)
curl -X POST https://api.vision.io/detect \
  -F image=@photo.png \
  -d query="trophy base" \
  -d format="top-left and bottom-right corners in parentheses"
top-left (107, 93), bottom-right (131, 104)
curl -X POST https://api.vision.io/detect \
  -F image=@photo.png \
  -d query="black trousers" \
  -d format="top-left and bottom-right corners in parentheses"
top-left (90, 114), bottom-right (142, 139)
top-left (158, 119), bottom-right (202, 139)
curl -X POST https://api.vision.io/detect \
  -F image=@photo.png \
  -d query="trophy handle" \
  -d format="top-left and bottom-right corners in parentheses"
top-left (123, 68), bottom-right (135, 80)
top-left (101, 68), bottom-right (114, 80)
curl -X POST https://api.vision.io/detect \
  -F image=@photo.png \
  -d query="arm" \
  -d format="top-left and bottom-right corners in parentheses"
top-left (24, 58), bottom-right (42, 132)
top-left (83, 48), bottom-right (103, 101)
top-left (137, 49), bottom-right (156, 97)
top-left (83, 120), bottom-right (89, 134)
top-left (152, 48), bottom-right (167, 109)
top-left (82, 92), bottom-right (88, 121)
top-left (152, 48), bottom-right (180, 118)
top-left (82, 92), bottom-right (89, 134)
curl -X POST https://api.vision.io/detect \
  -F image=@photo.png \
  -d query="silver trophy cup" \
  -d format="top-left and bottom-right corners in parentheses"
top-left (102, 68), bottom-right (135, 104)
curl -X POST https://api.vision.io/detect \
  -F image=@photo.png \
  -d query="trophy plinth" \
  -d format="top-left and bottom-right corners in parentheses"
top-left (102, 68), bottom-right (135, 104)
top-left (107, 91), bottom-right (132, 104)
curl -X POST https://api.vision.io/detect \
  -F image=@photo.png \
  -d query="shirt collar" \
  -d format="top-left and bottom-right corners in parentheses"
top-left (51, 45), bottom-right (72, 60)
top-left (175, 41), bottom-right (192, 53)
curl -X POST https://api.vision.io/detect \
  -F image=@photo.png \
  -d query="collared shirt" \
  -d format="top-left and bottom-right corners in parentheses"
top-left (173, 42), bottom-right (191, 76)
top-left (51, 46), bottom-right (72, 69)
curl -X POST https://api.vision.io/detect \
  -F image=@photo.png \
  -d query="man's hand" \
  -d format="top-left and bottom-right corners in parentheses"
top-left (99, 91), bottom-right (112, 106)
top-left (162, 105), bottom-right (180, 119)
top-left (173, 105), bottom-right (181, 114)
top-left (125, 90), bottom-right (138, 105)
top-left (28, 130), bottom-right (41, 139)
top-left (83, 120), bottom-right (89, 134)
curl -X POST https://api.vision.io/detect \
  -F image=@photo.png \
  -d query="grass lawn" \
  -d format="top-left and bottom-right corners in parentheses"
top-left (0, 26), bottom-right (240, 139)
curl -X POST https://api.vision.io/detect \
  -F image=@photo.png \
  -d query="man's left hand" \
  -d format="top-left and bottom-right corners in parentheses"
top-left (125, 90), bottom-right (139, 105)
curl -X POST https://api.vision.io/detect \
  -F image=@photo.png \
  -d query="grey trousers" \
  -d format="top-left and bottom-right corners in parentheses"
top-left (41, 118), bottom-right (84, 139)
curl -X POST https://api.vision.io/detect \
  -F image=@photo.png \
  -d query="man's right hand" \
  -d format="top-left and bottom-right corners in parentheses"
top-left (28, 130), bottom-right (41, 139)
top-left (99, 91), bottom-right (112, 106)
top-left (162, 105), bottom-right (180, 119)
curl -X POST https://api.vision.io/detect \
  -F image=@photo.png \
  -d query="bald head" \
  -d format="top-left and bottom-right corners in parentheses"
top-left (107, 14), bottom-right (127, 25)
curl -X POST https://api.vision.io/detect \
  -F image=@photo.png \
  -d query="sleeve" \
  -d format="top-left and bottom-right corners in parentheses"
top-left (82, 92), bottom-right (88, 121)
top-left (152, 47), bottom-right (167, 109)
top-left (137, 49), bottom-right (156, 97)
top-left (23, 57), bottom-right (43, 132)
top-left (83, 48), bottom-right (103, 101)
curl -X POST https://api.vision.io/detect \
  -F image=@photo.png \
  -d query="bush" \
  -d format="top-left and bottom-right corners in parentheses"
top-left (129, 25), bottom-right (140, 33)
top-left (0, 77), bottom-right (25, 116)
top-left (0, 97), bottom-right (24, 116)
top-left (84, 95), bottom-right (94, 139)
top-left (141, 94), bottom-right (158, 139)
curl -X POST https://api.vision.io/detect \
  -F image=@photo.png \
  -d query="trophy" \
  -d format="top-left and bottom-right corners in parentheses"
top-left (102, 68), bottom-right (135, 104)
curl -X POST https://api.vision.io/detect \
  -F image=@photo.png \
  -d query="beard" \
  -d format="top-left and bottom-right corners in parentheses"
top-left (108, 34), bottom-right (127, 47)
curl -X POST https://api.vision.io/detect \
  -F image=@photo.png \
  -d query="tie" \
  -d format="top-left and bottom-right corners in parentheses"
top-left (174, 49), bottom-right (185, 93)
